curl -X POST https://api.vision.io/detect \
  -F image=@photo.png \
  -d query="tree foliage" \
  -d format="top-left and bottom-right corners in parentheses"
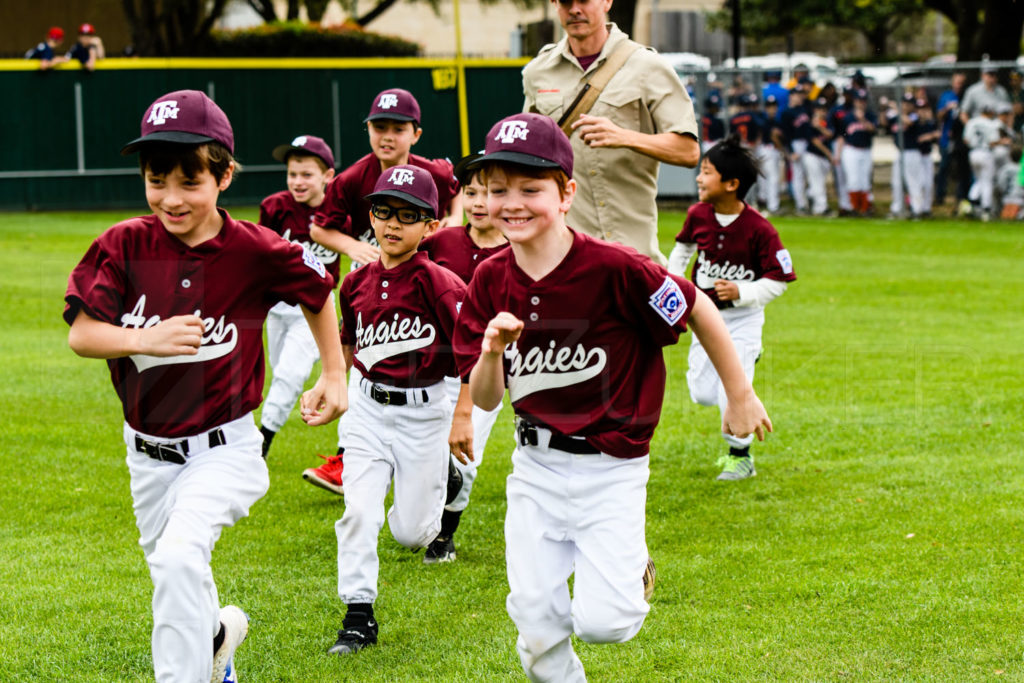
top-left (924, 0), bottom-right (1024, 61)
top-left (122, 0), bottom-right (229, 56)
top-left (709, 0), bottom-right (926, 58)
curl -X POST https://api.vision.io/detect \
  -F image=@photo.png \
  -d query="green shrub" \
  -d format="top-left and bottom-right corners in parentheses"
top-left (202, 21), bottom-right (420, 57)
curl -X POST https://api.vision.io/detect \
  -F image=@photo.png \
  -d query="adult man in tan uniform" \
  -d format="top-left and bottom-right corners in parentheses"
top-left (523, 0), bottom-right (700, 265)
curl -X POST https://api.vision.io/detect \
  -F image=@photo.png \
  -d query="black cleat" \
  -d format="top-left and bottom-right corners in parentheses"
top-left (328, 616), bottom-right (378, 655)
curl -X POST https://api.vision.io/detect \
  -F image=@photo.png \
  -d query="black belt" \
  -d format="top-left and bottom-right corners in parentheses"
top-left (517, 421), bottom-right (599, 455)
top-left (134, 429), bottom-right (226, 465)
top-left (366, 383), bottom-right (429, 406)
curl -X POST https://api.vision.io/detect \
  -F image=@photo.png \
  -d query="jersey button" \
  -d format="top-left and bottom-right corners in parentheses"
top-left (381, 292), bottom-right (389, 300)
top-left (181, 279), bottom-right (191, 288)
top-left (530, 296), bottom-right (540, 305)
top-left (529, 312), bottom-right (539, 322)
top-left (382, 280), bottom-right (389, 288)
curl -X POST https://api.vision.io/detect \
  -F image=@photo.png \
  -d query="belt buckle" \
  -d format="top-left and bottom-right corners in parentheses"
top-left (517, 422), bottom-right (539, 447)
top-left (372, 384), bottom-right (390, 405)
top-left (157, 443), bottom-right (182, 462)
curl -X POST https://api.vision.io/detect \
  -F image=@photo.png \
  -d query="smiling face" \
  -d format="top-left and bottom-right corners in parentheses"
top-left (145, 162), bottom-right (233, 247)
top-left (696, 157), bottom-right (737, 205)
top-left (369, 197), bottom-right (437, 268)
top-left (286, 155), bottom-right (333, 207)
top-left (485, 167), bottom-right (574, 245)
top-left (368, 119), bottom-right (422, 168)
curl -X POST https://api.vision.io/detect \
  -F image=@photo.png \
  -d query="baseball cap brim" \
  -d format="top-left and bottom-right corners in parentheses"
top-left (453, 152), bottom-right (483, 185)
top-left (467, 150), bottom-right (562, 171)
top-left (271, 143), bottom-right (331, 165)
top-left (121, 131), bottom-right (217, 155)
top-left (364, 112), bottom-right (418, 123)
top-left (364, 189), bottom-right (436, 215)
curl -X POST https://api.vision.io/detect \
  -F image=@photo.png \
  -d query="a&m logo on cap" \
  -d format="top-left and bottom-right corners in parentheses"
top-left (389, 168), bottom-right (416, 186)
top-left (496, 120), bottom-right (529, 144)
top-left (378, 93), bottom-right (399, 109)
top-left (291, 135), bottom-right (309, 147)
top-left (147, 100), bottom-right (180, 126)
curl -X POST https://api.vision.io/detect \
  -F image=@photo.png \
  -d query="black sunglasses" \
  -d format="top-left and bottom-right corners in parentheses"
top-left (370, 203), bottom-right (433, 224)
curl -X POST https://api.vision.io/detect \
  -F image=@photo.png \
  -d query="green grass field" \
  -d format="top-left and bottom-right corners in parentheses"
top-left (1, 209), bottom-right (1022, 681)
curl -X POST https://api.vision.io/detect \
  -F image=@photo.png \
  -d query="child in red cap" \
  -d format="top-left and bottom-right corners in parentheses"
top-left (24, 26), bottom-right (67, 70)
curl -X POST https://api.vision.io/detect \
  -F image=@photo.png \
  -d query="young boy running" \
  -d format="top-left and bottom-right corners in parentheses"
top-left (454, 113), bottom-right (773, 682)
top-left (669, 136), bottom-right (796, 481)
top-left (64, 90), bottom-right (346, 682)
top-left (329, 164), bottom-right (474, 656)
top-left (303, 87), bottom-right (461, 494)
top-left (258, 134), bottom-right (338, 458)
top-left (418, 155), bottom-right (509, 563)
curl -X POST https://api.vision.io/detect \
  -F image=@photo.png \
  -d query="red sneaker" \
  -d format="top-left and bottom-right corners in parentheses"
top-left (302, 453), bottom-right (344, 495)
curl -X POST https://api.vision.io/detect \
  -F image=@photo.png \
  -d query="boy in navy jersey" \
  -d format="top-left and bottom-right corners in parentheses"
top-left (455, 114), bottom-right (772, 682)
top-left (258, 135), bottom-right (338, 459)
top-left (329, 164), bottom-right (473, 656)
top-left (669, 135), bottom-right (796, 481)
top-left (64, 90), bottom-right (345, 683)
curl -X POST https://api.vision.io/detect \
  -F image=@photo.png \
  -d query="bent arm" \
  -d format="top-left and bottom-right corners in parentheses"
top-left (626, 131), bottom-right (700, 167)
top-left (667, 242), bottom-right (696, 277)
top-left (310, 225), bottom-right (379, 266)
top-left (68, 308), bottom-right (202, 359)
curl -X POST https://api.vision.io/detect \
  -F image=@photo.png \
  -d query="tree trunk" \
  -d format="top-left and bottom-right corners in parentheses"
top-left (246, 0), bottom-right (279, 22)
top-left (978, 0), bottom-right (1024, 61)
top-left (306, 0), bottom-right (330, 22)
top-left (355, 0), bottom-right (401, 27)
top-left (867, 23), bottom-right (887, 58)
top-left (287, 0), bottom-right (301, 20)
top-left (608, 0), bottom-right (638, 36)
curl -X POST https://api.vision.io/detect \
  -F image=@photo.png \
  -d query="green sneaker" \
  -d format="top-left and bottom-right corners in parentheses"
top-left (715, 454), bottom-right (755, 481)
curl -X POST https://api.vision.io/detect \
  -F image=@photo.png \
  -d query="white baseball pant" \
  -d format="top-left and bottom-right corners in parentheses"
top-left (789, 140), bottom-right (809, 212)
top-left (756, 144), bottom-right (781, 212)
top-left (125, 413), bottom-right (269, 683)
top-left (802, 153), bottom-right (832, 215)
top-left (261, 302), bottom-right (319, 433)
top-left (889, 152), bottom-right (905, 215)
top-left (443, 376), bottom-right (502, 511)
top-left (920, 152), bottom-right (935, 210)
top-left (841, 145), bottom-right (873, 193)
top-left (335, 379), bottom-right (450, 604)
top-left (901, 149), bottom-right (927, 216)
top-left (687, 307), bottom-right (764, 450)
top-left (505, 433), bottom-right (650, 683)
top-left (969, 148), bottom-right (996, 212)
top-left (832, 140), bottom-right (852, 210)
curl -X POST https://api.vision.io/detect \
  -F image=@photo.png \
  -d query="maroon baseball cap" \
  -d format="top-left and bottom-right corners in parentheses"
top-left (272, 134), bottom-right (335, 169)
top-left (364, 88), bottom-right (421, 124)
top-left (121, 90), bottom-right (234, 155)
top-left (471, 113), bottom-right (573, 178)
top-left (365, 164), bottom-right (438, 217)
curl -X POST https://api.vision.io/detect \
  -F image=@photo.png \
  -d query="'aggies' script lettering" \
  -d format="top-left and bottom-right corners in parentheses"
top-left (695, 251), bottom-right (755, 289)
top-left (505, 340), bottom-right (606, 402)
top-left (282, 228), bottom-right (339, 264)
top-left (120, 294), bottom-right (238, 372)
top-left (354, 312), bottom-right (436, 369)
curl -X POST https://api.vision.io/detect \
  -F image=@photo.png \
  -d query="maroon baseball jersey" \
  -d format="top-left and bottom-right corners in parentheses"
top-left (454, 230), bottom-right (698, 459)
top-left (315, 153), bottom-right (459, 246)
top-left (419, 224), bottom-right (510, 285)
top-left (339, 252), bottom-right (465, 387)
top-left (675, 203), bottom-right (796, 309)
top-left (64, 210), bottom-right (335, 438)
top-left (260, 190), bottom-right (341, 282)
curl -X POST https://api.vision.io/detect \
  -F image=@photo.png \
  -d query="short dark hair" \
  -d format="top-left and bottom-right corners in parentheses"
top-left (703, 134), bottom-right (761, 199)
top-left (138, 141), bottom-right (236, 182)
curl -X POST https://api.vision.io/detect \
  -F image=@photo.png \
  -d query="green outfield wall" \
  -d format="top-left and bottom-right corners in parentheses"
top-left (0, 57), bottom-right (529, 211)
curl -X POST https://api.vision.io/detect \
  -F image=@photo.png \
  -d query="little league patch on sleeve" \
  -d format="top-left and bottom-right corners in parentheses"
top-left (776, 248), bottom-right (793, 275)
top-left (302, 246), bottom-right (327, 278)
top-left (649, 276), bottom-right (687, 325)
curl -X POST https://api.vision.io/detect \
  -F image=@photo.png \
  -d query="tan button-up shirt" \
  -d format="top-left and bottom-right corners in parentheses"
top-left (523, 24), bottom-right (698, 265)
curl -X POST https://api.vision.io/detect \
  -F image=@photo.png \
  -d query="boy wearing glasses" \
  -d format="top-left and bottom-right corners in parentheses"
top-left (303, 87), bottom-right (461, 494)
top-left (328, 164), bottom-right (473, 656)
